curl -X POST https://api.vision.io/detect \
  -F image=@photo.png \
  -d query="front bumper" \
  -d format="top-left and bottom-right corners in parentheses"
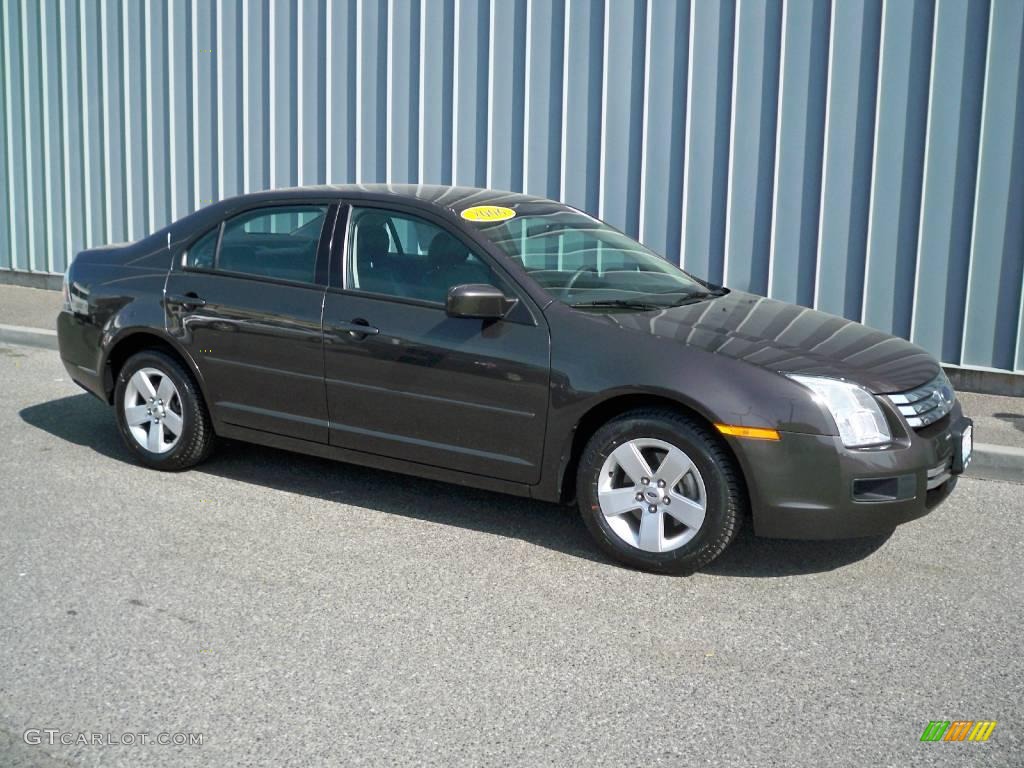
top-left (738, 401), bottom-right (971, 539)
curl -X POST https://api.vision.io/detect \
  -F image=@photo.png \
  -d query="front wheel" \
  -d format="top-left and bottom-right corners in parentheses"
top-left (113, 349), bottom-right (215, 471)
top-left (576, 409), bottom-right (745, 574)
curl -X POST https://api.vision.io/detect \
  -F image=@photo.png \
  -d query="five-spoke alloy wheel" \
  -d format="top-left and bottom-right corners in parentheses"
top-left (114, 349), bottom-right (214, 471)
top-left (123, 367), bottom-right (185, 454)
top-left (597, 438), bottom-right (707, 553)
top-left (577, 409), bottom-right (745, 574)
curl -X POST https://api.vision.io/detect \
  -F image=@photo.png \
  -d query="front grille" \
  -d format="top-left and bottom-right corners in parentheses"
top-left (885, 371), bottom-right (956, 429)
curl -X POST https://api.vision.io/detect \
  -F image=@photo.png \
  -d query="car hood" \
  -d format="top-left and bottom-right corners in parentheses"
top-left (606, 290), bottom-right (940, 394)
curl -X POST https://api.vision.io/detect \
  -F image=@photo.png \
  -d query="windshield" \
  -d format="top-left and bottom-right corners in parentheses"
top-left (465, 203), bottom-right (715, 309)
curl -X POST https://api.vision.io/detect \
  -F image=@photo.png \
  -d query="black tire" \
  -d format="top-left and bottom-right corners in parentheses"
top-left (113, 349), bottom-right (215, 471)
top-left (576, 408), bottom-right (745, 574)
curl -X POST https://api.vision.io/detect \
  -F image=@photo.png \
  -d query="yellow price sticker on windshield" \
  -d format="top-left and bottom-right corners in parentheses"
top-left (460, 205), bottom-right (516, 222)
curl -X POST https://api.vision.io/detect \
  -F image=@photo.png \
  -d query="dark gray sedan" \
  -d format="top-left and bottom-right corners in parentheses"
top-left (57, 185), bottom-right (973, 573)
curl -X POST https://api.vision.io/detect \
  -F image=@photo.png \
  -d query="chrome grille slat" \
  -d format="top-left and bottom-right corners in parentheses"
top-left (926, 457), bottom-right (953, 490)
top-left (885, 372), bottom-right (956, 429)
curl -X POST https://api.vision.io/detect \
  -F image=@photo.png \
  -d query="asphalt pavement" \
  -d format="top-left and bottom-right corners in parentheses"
top-left (1, 343), bottom-right (1021, 767)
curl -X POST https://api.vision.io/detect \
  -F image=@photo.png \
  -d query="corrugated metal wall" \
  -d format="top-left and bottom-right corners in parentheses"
top-left (1, 0), bottom-right (1023, 372)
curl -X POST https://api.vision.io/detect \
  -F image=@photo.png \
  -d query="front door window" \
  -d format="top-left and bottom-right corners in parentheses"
top-left (347, 208), bottom-right (498, 304)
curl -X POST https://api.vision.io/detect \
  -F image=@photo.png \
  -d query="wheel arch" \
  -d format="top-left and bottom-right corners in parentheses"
top-left (556, 392), bottom-right (750, 506)
top-left (101, 329), bottom-right (208, 406)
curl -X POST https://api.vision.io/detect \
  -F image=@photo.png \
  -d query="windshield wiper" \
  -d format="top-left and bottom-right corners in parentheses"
top-left (654, 288), bottom-right (728, 307)
top-left (668, 291), bottom-right (714, 305)
top-left (569, 299), bottom-right (667, 310)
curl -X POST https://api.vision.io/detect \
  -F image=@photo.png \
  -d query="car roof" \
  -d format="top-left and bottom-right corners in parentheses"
top-left (212, 184), bottom-right (554, 214)
top-left (160, 184), bottom-right (565, 257)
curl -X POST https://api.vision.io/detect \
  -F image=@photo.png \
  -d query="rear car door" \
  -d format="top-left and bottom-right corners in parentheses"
top-left (166, 203), bottom-right (338, 443)
top-left (321, 204), bottom-right (551, 484)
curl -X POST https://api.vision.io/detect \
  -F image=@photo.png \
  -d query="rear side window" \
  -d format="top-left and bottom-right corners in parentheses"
top-left (219, 205), bottom-right (328, 283)
top-left (189, 205), bottom-right (328, 284)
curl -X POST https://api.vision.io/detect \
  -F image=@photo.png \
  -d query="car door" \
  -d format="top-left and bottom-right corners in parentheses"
top-left (321, 203), bottom-right (550, 484)
top-left (165, 202), bottom-right (338, 443)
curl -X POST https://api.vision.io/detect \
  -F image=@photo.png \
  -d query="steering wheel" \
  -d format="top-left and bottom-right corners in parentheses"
top-left (565, 264), bottom-right (599, 293)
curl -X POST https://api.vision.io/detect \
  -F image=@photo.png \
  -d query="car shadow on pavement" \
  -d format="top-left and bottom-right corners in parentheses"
top-left (702, 525), bottom-right (891, 578)
top-left (22, 393), bottom-right (890, 578)
top-left (993, 412), bottom-right (1024, 433)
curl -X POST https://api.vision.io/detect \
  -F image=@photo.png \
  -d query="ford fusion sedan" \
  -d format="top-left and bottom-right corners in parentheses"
top-left (57, 185), bottom-right (973, 574)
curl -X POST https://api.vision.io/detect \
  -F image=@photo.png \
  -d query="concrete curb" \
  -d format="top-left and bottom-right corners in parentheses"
top-left (0, 323), bottom-right (1020, 482)
top-left (968, 444), bottom-right (1024, 484)
top-left (0, 323), bottom-right (58, 351)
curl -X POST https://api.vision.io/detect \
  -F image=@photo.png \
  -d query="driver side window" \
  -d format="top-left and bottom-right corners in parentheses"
top-left (347, 207), bottom-right (498, 304)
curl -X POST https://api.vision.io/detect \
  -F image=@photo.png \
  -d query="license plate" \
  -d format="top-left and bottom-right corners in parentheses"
top-left (961, 425), bottom-right (973, 468)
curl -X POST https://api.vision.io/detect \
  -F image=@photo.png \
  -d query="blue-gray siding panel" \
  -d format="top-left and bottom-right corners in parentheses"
top-left (0, 0), bottom-right (1021, 375)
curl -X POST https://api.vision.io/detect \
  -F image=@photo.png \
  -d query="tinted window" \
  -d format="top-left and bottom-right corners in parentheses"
top-left (186, 228), bottom-right (218, 269)
top-left (216, 205), bottom-right (328, 283)
top-left (348, 207), bottom-right (498, 304)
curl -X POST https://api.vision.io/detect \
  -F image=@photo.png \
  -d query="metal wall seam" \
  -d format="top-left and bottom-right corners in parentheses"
top-left (216, 0), bottom-right (226, 195)
top-left (812, 0), bottom-right (837, 313)
top-left (596, 0), bottom-right (610, 222)
top-left (556, 0), bottom-right (570, 205)
top-left (39, 0), bottom-right (57, 272)
top-left (388, 0), bottom-right (419, 185)
top-left (0, 0), bottom-right (10, 272)
top-left (484, 0), bottom-right (495, 189)
top-left (189, 0), bottom-right (200, 206)
top-left (962, 0), bottom-right (1024, 370)
top-left (102, 0), bottom-right (117, 240)
top-left (298, 0), bottom-right (307, 185)
top-left (720, 0), bottom-right (742, 286)
top-left (415, 0), bottom-right (425, 184)
top-left (58, 0), bottom-right (74, 266)
top-left (383, 0), bottom-right (392, 184)
top-left (20, 0), bottom-right (38, 270)
top-left (121, 0), bottom-right (133, 239)
top-left (724, 0), bottom-right (780, 295)
top-left (814, 0), bottom-right (880, 321)
top-left (960, 0), bottom-right (995, 368)
top-left (636, 0), bottom-right (653, 244)
top-left (167, 0), bottom-right (178, 219)
top-left (911, 0), bottom-right (988, 364)
top-left (242, 0), bottom-right (250, 192)
top-left (79, 0), bottom-right (95, 247)
top-left (143, 0), bottom-right (155, 234)
top-left (521, 0), bottom-right (533, 195)
top-left (681, 0), bottom-right (732, 283)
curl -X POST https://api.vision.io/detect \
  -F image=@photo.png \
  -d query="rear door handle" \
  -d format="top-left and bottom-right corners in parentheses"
top-left (166, 293), bottom-right (207, 309)
top-left (330, 318), bottom-right (380, 339)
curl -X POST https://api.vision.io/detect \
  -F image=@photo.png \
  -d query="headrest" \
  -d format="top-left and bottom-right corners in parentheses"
top-left (356, 221), bottom-right (389, 257)
top-left (427, 231), bottom-right (469, 268)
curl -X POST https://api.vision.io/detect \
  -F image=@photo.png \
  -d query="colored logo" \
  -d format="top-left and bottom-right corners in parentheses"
top-left (460, 205), bottom-right (516, 222)
top-left (920, 720), bottom-right (997, 742)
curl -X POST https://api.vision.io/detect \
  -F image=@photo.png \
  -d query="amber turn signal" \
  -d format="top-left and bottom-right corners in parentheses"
top-left (714, 424), bottom-right (780, 441)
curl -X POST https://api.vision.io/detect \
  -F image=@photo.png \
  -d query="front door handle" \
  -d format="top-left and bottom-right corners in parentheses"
top-left (330, 318), bottom-right (380, 340)
top-left (166, 292), bottom-right (207, 309)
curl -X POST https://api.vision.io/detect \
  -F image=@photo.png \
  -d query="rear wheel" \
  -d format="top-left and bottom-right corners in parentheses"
top-left (576, 409), bottom-right (744, 574)
top-left (113, 349), bottom-right (214, 471)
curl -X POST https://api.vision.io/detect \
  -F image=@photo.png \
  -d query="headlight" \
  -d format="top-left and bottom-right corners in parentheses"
top-left (787, 374), bottom-right (891, 448)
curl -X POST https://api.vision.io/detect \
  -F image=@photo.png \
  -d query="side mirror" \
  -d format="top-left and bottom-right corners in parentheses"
top-left (446, 283), bottom-right (516, 320)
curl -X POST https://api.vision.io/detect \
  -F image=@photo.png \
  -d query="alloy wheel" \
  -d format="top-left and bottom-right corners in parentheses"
top-left (123, 367), bottom-right (184, 454)
top-left (597, 438), bottom-right (707, 553)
